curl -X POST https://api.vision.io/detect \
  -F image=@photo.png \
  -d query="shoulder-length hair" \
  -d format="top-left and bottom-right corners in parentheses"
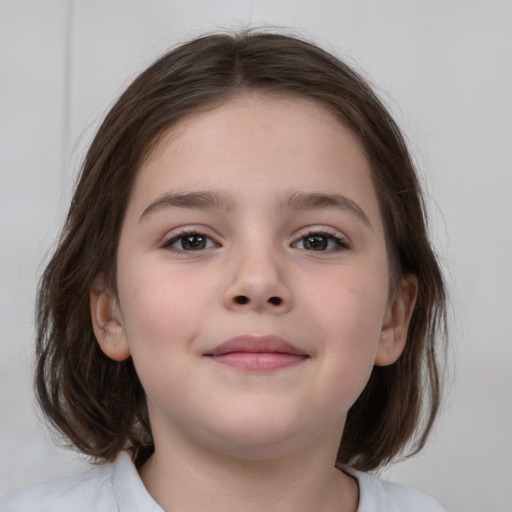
top-left (35, 30), bottom-right (447, 471)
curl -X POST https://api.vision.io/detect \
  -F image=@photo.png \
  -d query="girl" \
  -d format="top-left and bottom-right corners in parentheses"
top-left (1, 31), bottom-right (447, 511)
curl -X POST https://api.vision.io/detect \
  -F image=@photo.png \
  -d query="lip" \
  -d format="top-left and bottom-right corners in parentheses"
top-left (205, 335), bottom-right (309, 371)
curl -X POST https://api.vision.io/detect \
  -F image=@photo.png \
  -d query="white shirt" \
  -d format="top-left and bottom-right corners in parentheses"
top-left (0, 451), bottom-right (446, 511)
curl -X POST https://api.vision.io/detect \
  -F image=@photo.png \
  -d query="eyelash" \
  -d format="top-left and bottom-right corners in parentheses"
top-left (160, 229), bottom-right (218, 252)
top-left (160, 228), bottom-right (350, 253)
top-left (293, 230), bottom-right (350, 252)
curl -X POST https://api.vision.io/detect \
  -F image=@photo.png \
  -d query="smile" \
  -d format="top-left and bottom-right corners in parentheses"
top-left (205, 335), bottom-right (309, 371)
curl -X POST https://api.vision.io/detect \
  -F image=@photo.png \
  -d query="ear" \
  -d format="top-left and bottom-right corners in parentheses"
top-left (375, 274), bottom-right (418, 367)
top-left (90, 277), bottom-right (131, 361)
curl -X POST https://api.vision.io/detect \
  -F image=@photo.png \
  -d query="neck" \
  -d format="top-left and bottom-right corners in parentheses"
top-left (138, 427), bottom-right (359, 512)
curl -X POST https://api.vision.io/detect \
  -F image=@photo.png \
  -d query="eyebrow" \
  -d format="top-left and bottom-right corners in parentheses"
top-left (140, 191), bottom-right (238, 221)
top-left (279, 191), bottom-right (372, 229)
top-left (139, 189), bottom-right (371, 229)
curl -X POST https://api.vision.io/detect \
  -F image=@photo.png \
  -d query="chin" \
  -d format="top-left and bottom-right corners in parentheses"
top-left (197, 413), bottom-right (333, 462)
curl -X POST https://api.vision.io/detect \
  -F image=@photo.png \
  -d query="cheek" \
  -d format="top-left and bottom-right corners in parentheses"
top-left (119, 260), bottom-right (211, 330)
top-left (306, 268), bottom-right (389, 374)
top-left (116, 269), bottom-right (204, 403)
top-left (308, 265), bottom-right (388, 331)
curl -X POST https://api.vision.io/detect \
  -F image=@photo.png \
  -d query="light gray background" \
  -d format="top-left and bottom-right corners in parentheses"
top-left (1, 1), bottom-right (511, 511)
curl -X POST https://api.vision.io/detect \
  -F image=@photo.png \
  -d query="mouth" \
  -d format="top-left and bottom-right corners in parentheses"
top-left (204, 335), bottom-right (309, 371)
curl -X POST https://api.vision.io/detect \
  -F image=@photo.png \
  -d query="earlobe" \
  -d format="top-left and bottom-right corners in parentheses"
top-left (375, 274), bottom-right (418, 367)
top-left (90, 279), bottom-right (131, 362)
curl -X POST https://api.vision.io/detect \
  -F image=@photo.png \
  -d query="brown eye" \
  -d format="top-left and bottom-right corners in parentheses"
top-left (180, 235), bottom-right (207, 250)
top-left (165, 233), bottom-right (216, 251)
top-left (303, 235), bottom-right (329, 251)
top-left (294, 232), bottom-right (348, 252)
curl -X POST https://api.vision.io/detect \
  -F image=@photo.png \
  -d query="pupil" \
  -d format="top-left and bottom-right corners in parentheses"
top-left (182, 235), bottom-right (206, 250)
top-left (305, 235), bottom-right (327, 251)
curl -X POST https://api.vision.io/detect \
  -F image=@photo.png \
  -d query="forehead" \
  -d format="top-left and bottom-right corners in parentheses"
top-left (127, 94), bottom-right (382, 228)
top-left (149, 94), bottom-right (366, 172)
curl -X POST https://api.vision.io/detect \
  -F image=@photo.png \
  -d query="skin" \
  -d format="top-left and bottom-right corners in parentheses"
top-left (91, 94), bottom-right (417, 512)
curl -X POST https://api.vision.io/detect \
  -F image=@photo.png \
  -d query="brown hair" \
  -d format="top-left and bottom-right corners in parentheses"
top-left (35, 30), bottom-right (447, 471)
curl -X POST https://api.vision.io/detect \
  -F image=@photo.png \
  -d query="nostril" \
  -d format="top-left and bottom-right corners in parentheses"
top-left (268, 296), bottom-right (283, 306)
top-left (235, 295), bottom-right (249, 305)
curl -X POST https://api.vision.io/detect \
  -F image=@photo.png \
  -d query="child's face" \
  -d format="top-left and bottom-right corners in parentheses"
top-left (92, 94), bottom-right (414, 459)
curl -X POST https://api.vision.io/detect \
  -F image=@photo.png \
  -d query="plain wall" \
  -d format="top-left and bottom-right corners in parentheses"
top-left (1, 1), bottom-right (511, 510)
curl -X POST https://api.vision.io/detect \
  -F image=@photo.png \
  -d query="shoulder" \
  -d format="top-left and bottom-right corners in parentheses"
top-left (0, 452), bottom-right (163, 512)
top-left (0, 458), bottom-right (118, 512)
top-left (346, 467), bottom-right (447, 512)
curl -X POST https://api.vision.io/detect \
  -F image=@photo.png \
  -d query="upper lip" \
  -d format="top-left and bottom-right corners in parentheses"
top-left (206, 335), bottom-right (307, 357)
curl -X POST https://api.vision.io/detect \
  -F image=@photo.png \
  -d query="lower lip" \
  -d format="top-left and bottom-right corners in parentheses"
top-left (208, 352), bottom-right (307, 371)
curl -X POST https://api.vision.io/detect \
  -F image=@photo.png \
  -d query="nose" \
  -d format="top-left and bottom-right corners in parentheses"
top-left (222, 245), bottom-right (293, 313)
